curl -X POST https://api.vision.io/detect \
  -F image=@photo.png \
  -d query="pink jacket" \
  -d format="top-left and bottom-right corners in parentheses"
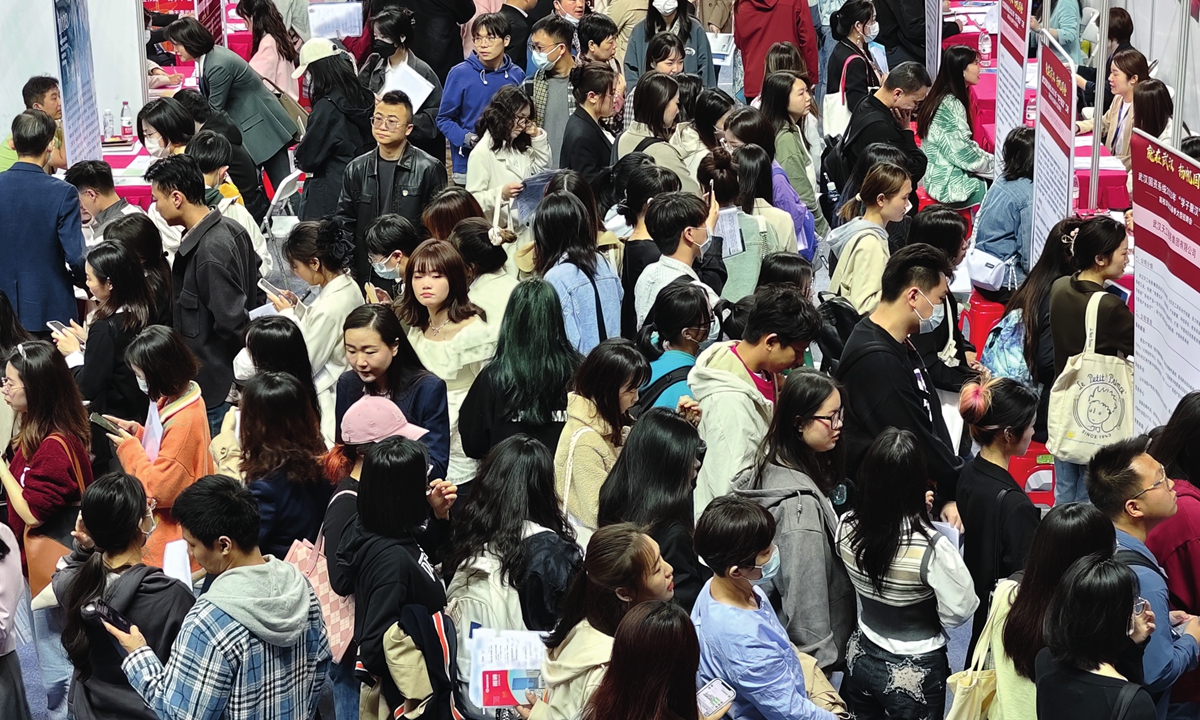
top-left (250, 35), bottom-right (299, 100)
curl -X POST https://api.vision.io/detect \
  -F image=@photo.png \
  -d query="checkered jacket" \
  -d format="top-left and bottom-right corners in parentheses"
top-left (122, 589), bottom-right (331, 720)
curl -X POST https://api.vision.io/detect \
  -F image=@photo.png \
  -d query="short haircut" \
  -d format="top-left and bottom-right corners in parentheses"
top-left (578, 13), bottom-right (618, 50)
top-left (12, 109), bottom-right (57, 156)
top-left (1086, 437), bottom-right (1150, 520)
top-left (1001, 126), bottom-right (1035, 182)
top-left (124, 325), bottom-right (200, 400)
top-left (64, 160), bottom-right (116, 194)
top-left (1108, 8), bottom-right (1133, 45)
top-left (165, 16), bottom-right (216, 57)
top-left (742, 283), bottom-right (822, 346)
top-left (143, 154), bottom-right (207, 206)
top-left (472, 12), bottom-right (510, 38)
top-left (378, 90), bottom-right (413, 118)
top-left (532, 14), bottom-right (574, 46)
top-left (644, 191), bottom-right (708, 255)
top-left (357, 437), bottom-right (432, 535)
top-left (645, 31), bottom-right (686, 69)
top-left (1182, 136), bottom-right (1200, 162)
top-left (883, 61), bottom-right (932, 93)
top-left (1111, 48), bottom-right (1149, 85)
top-left (374, 7), bottom-right (415, 47)
top-left (364, 214), bottom-right (422, 257)
top-left (185, 130), bottom-right (233, 174)
top-left (1043, 556), bottom-right (1139, 671)
top-left (632, 71), bottom-right (680, 139)
top-left (137, 97), bottom-right (196, 148)
top-left (22, 76), bottom-right (59, 109)
top-left (879, 243), bottom-right (954, 303)
top-left (907, 205), bottom-right (967, 261)
top-left (172, 88), bottom-right (213, 124)
top-left (173, 474), bottom-right (261, 550)
top-left (694, 495), bottom-right (776, 575)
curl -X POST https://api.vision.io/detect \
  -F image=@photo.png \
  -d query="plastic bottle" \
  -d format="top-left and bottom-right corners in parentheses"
top-left (1025, 97), bottom-right (1037, 126)
top-left (120, 102), bottom-right (133, 139)
top-left (1072, 174), bottom-right (1080, 210)
top-left (978, 32), bottom-right (992, 69)
top-left (102, 109), bottom-right (114, 139)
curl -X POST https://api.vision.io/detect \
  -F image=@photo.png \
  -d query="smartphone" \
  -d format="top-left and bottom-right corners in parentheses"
top-left (697, 677), bottom-right (735, 717)
top-left (364, 281), bottom-right (379, 303)
top-left (258, 278), bottom-right (285, 298)
top-left (89, 412), bottom-right (122, 435)
top-left (46, 321), bottom-right (68, 335)
top-left (81, 599), bottom-right (132, 633)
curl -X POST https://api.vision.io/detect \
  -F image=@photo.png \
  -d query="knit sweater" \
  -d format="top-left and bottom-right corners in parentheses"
top-left (553, 393), bottom-right (621, 530)
top-left (920, 96), bottom-right (993, 205)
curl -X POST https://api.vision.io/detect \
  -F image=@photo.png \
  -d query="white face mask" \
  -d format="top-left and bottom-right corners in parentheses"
top-left (136, 375), bottom-right (150, 395)
top-left (864, 21), bottom-right (880, 42)
top-left (531, 44), bottom-right (563, 70)
top-left (653, 0), bottom-right (679, 15)
top-left (561, 11), bottom-right (579, 24)
top-left (145, 135), bottom-right (170, 159)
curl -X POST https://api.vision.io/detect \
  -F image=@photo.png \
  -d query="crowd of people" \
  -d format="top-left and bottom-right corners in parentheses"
top-left (1, 0), bottom-right (1199, 719)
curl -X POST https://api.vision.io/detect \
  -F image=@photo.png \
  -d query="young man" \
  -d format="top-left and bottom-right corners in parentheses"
top-left (364, 214), bottom-right (423, 303)
top-left (173, 88), bottom-right (269, 223)
top-left (0, 76), bottom-right (66, 173)
top-left (689, 284), bottom-right (822, 512)
top-left (525, 15), bottom-right (577, 168)
top-left (874, 0), bottom-right (963, 69)
top-left (144, 155), bottom-right (263, 434)
top-left (184, 130), bottom-right (272, 277)
top-left (633, 191), bottom-right (720, 328)
top-left (0, 110), bottom-right (85, 331)
top-left (336, 90), bottom-right (447, 290)
top-left (64, 160), bottom-right (146, 247)
top-left (437, 14), bottom-right (525, 183)
top-left (837, 61), bottom-right (931, 189)
top-left (1088, 438), bottom-right (1200, 720)
top-left (500, 0), bottom-right (537, 72)
top-left (107, 474), bottom-right (331, 720)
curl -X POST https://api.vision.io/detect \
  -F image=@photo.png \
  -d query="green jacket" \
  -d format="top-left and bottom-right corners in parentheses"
top-left (775, 125), bottom-right (830, 237)
top-left (921, 96), bottom-right (993, 206)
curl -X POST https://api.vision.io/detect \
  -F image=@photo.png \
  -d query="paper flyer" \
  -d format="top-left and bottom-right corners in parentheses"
top-left (468, 630), bottom-right (545, 709)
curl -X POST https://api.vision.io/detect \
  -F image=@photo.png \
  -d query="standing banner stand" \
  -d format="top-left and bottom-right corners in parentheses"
top-left (995, 0), bottom-right (1032, 168)
top-left (55, 0), bottom-right (102, 164)
top-left (1130, 130), bottom-right (1200, 432)
top-left (90, 0), bottom-right (149, 134)
top-left (927, 0), bottom-right (944, 73)
top-left (1029, 33), bottom-right (1076, 262)
top-left (1084, 0), bottom-right (1109, 212)
top-left (197, 0), bottom-right (225, 47)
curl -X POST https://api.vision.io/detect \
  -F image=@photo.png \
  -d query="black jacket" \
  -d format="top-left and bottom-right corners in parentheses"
top-left (357, 53), bottom-right (446, 163)
top-left (458, 363), bottom-right (568, 460)
top-left (72, 312), bottom-right (149, 472)
top-left (52, 551), bottom-right (195, 720)
top-left (874, 0), bottom-right (962, 63)
top-left (562, 107), bottom-right (614, 186)
top-left (956, 454), bottom-right (1039, 655)
top-left (500, 5), bottom-right (531, 73)
top-left (1035, 649), bottom-right (1158, 720)
top-left (653, 520), bottom-right (711, 613)
top-left (200, 110), bottom-right (269, 223)
top-left (172, 210), bottom-right (264, 407)
top-left (394, 0), bottom-right (476, 82)
top-left (842, 94), bottom-right (928, 186)
top-left (515, 531), bottom-right (583, 631)
top-left (248, 468), bottom-right (336, 559)
top-left (334, 371), bottom-right (451, 480)
top-left (334, 145), bottom-right (448, 288)
top-left (1030, 292), bottom-right (1055, 443)
top-left (835, 316), bottom-right (963, 503)
top-left (294, 88), bottom-right (374, 221)
top-left (827, 40), bottom-right (880, 116)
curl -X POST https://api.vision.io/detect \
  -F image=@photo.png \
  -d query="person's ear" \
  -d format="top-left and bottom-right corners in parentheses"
top-left (614, 586), bottom-right (635, 603)
top-left (218, 536), bottom-right (234, 556)
top-left (1125, 497), bottom-right (1144, 520)
top-left (875, 192), bottom-right (887, 208)
top-left (762, 332), bottom-right (779, 350)
top-left (503, 35), bottom-right (511, 49)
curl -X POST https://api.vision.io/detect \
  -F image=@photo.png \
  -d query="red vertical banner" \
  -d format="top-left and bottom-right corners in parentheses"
top-left (196, 0), bottom-right (224, 46)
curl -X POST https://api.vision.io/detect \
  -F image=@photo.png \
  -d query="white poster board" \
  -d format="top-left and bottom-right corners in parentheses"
top-left (89, 0), bottom-right (148, 135)
top-left (56, 0), bottom-right (103, 164)
top-left (994, 0), bottom-right (1031, 168)
top-left (1029, 35), bottom-right (1076, 263)
top-left (927, 0), bottom-right (944, 74)
top-left (309, 2), bottom-right (363, 39)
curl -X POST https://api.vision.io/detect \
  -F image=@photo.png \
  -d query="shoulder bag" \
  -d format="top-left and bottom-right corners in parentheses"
top-left (24, 434), bottom-right (86, 596)
top-left (822, 52), bottom-right (865, 138)
top-left (945, 564), bottom-right (1004, 719)
top-left (284, 488), bottom-right (357, 662)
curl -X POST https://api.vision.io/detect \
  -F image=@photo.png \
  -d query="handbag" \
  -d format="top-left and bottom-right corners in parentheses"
top-left (263, 78), bottom-right (308, 138)
top-left (822, 53), bottom-right (865, 138)
top-left (966, 245), bottom-right (1019, 292)
top-left (23, 434), bottom-right (86, 597)
top-left (1046, 292), bottom-right (1135, 464)
top-left (284, 489), bottom-right (356, 662)
top-left (945, 573), bottom-right (1005, 719)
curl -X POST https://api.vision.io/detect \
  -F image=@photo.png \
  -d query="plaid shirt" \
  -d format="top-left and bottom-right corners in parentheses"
top-left (528, 66), bottom-right (578, 136)
top-left (122, 590), bottom-right (331, 720)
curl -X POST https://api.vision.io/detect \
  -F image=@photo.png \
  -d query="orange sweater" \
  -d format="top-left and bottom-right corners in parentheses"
top-left (116, 382), bottom-right (215, 566)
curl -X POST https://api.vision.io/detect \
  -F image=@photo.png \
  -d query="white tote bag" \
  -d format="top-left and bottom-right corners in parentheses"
top-left (1046, 292), bottom-right (1135, 464)
top-left (822, 53), bottom-right (865, 138)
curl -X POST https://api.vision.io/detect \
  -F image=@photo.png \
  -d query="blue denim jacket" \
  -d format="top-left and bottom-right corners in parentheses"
top-left (545, 254), bottom-right (623, 354)
top-left (974, 175), bottom-right (1034, 288)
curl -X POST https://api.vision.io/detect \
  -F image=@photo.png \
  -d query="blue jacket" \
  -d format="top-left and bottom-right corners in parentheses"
top-left (544, 254), bottom-right (623, 354)
top-left (644, 350), bottom-right (696, 411)
top-left (436, 53), bottom-right (525, 173)
top-left (1116, 529), bottom-right (1200, 719)
top-left (334, 370), bottom-right (452, 481)
top-left (0, 162), bottom-right (86, 329)
top-left (973, 175), bottom-right (1034, 288)
top-left (249, 469), bottom-right (336, 559)
top-left (624, 20), bottom-right (716, 88)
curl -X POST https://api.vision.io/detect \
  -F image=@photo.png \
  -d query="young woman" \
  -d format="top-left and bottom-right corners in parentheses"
top-left (758, 252), bottom-right (814, 300)
top-left (235, 0), bottom-right (300, 98)
top-left (105, 326), bottom-right (213, 566)
top-left (828, 161), bottom-right (912, 314)
top-left (626, 30), bottom-right (687, 131)
top-left (526, 523), bottom-right (676, 720)
top-left (51, 241), bottom-right (153, 473)
top-left (467, 86), bottom-right (552, 220)
top-left (292, 40), bottom-right (375, 220)
top-left (760, 70), bottom-right (830, 240)
top-left (534, 192), bottom-right (623, 352)
top-left (546, 170), bottom-right (621, 273)
top-left (916, 45), bottom-right (994, 208)
top-left (955, 375), bottom-right (1041, 654)
top-left (619, 163), bottom-right (684, 335)
top-left (973, 127), bottom-right (1037, 299)
top-left (668, 74), bottom-right (708, 178)
top-left (1149, 391), bottom-right (1200, 484)
top-left (724, 107), bottom-right (807, 253)
top-left (449, 218), bottom-right (520, 326)
top-left (597, 408), bottom-right (710, 611)
top-left (698, 148), bottom-right (772, 300)
top-left (582, 601), bottom-right (727, 720)
top-left (1048, 216), bottom-right (1133, 504)
top-left (625, 3), bottom-right (715, 87)
top-left (268, 220), bottom-right (365, 445)
top-left (1076, 47), bottom-right (1147, 171)
top-left (637, 281), bottom-right (711, 412)
top-left (54, 472), bottom-right (195, 720)
top-left (0, 519), bottom-right (30, 720)
top-left (832, 141), bottom-right (911, 243)
top-left (1129, 79), bottom-right (1174, 196)
top-left (616, 72), bottom-right (701, 195)
top-left (335, 304), bottom-right (451, 478)
top-left (563, 62), bottom-right (620, 184)
top-left (836, 428), bottom-right (977, 720)
top-left (694, 87), bottom-right (735, 154)
top-left (1031, 0), bottom-right (1083, 65)
top-left (423, 186), bottom-right (486, 242)
top-left (398, 240), bottom-right (496, 491)
top-left (827, 0), bottom-right (883, 122)
top-left (1036, 557), bottom-right (1158, 719)
top-left (136, 97), bottom-right (194, 160)
top-left (730, 144), bottom-right (800, 265)
top-left (358, 7), bottom-right (444, 161)
top-left (103, 214), bottom-right (172, 328)
top-left (555, 338), bottom-right (650, 531)
top-left (733, 369), bottom-right (855, 671)
top-left (239, 372), bottom-right (334, 558)
top-left (460, 279), bottom-right (581, 458)
top-left (578, 14), bottom-right (626, 135)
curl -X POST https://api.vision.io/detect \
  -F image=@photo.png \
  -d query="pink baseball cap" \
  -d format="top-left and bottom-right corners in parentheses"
top-left (341, 396), bottom-right (428, 444)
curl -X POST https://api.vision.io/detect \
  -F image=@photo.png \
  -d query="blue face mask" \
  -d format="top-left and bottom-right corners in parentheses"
top-left (371, 258), bottom-right (401, 280)
top-left (531, 43), bottom-right (563, 71)
top-left (751, 546), bottom-right (780, 586)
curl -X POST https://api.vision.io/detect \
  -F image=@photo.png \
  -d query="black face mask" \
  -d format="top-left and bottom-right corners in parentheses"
top-left (372, 39), bottom-right (397, 57)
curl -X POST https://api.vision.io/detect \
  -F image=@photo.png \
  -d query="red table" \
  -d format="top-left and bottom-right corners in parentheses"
top-left (944, 1), bottom-right (997, 52)
top-left (226, 3), bottom-right (252, 61)
top-left (108, 145), bottom-right (154, 210)
top-left (968, 69), bottom-right (1038, 146)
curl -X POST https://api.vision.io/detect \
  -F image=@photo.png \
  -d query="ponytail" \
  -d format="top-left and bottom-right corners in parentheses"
top-left (838, 162), bottom-right (910, 221)
top-left (958, 373), bottom-right (1040, 447)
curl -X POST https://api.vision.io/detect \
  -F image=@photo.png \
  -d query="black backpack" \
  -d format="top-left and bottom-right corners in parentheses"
top-left (628, 365), bottom-right (691, 420)
top-left (815, 292), bottom-right (863, 373)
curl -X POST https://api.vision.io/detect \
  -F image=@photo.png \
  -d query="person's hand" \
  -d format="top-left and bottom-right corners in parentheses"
top-left (52, 328), bottom-right (80, 355)
top-left (956, 18), bottom-right (965, 31)
top-left (705, 188), bottom-right (719, 234)
top-left (513, 690), bottom-right (538, 719)
top-left (72, 512), bottom-right (95, 551)
top-left (1075, 74), bottom-right (1088, 90)
top-left (167, 73), bottom-right (184, 85)
top-left (964, 351), bottom-right (983, 371)
top-left (892, 107), bottom-right (913, 128)
top-left (373, 287), bottom-right (392, 304)
top-left (703, 702), bottom-right (733, 720)
top-left (1181, 615), bottom-right (1200, 645)
top-left (1030, 16), bottom-right (1041, 31)
top-left (464, 132), bottom-right (479, 150)
top-left (502, 182), bottom-right (524, 200)
top-left (940, 500), bottom-right (964, 532)
top-left (103, 415), bottom-right (138, 446)
top-left (69, 319), bottom-right (87, 342)
top-left (526, 124), bottom-right (544, 138)
top-left (925, 490), bottom-right (935, 514)
top-left (268, 290), bottom-right (296, 311)
top-left (102, 621), bottom-right (148, 653)
top-left (1130, 607), bottom-right (1156, 644)
top-left (942, 0), bottom-right (951, 11)
top-left (1170, 610), bottom-right (1193, 627)
top-left (427, 479), bottom-right (458, 520)
top-left (676, 396), bottom-right (702, 426)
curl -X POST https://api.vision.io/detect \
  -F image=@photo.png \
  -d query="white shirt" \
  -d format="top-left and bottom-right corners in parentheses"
top-left (632, 254), bottom-right (720, 330)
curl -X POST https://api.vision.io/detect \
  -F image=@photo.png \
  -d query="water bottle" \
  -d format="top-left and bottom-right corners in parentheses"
top-left (978, 32), bottom-right (992, 69)
top-left (102, 109), bottom-right (114, 139)
top-left (1072, 174), bottom-right (1080, 210)
top-left (1025, 97), bottom-right (1037, 126)
top-left (120, 102), bottom-right (133, 140)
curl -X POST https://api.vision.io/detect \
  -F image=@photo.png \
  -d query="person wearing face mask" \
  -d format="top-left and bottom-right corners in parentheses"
top-left (827, 1), bottom-right (883, 119)
top-left (185, 131), bottom-right (273, 277)
top-left (64, 161), bottom-right (148, 248)
top-left (828, 162), bottom-right (912, 315)
top-left (623, 0), bottom-right (716, 88)
top-left (54, 472), bottom-right (196, 720)
top-left (137, 98), bottom-right (198, 257)
top-left (834, 244), bottom-right (966, 530)
top-left (836, 62), bottom-right (930, 196)
top-left (836, 427), bottom-right (977, 720)
top-left (525, 15), bottom-right (579, 168)
top-left (632, 192), bottom-right (721, 329)
top-left (693, 496), bottom-right (839, 720)
top-left (364, 214), bottom-right (423, 303)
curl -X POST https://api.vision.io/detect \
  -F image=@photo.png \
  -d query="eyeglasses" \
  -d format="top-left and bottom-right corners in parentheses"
top-left (472, 34), bottom-right (502, 45)
top-left (370, 115), bottom-right (407, 130)
top-left (1129, 464), bottom-right (1169, 500)
top-left (513, 115), bottom-right (532, 128)
top-left (0, 377), bottom-right (22, 391)
top-left (810, 408), bottom-right (844, 429)
top-left (1133, 596), bottom-right (1150, 616)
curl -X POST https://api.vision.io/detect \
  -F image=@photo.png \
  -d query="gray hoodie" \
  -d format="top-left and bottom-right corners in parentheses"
top-left (733, 463), bottom-right (857, 671)
top-left (203, 557), bottom-right (313, 646)
top-left (826, 217), bottom-right (888, 273)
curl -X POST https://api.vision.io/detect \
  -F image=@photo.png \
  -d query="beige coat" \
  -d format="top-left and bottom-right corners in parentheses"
top-left (608, 0), bottom-right (649, 68)
top-left (1077, 94), bottom-right (1134, 172)
top-left (553, 393), bottom-right (620, 530)
top-left (616, 122), bottom-right (702, 195)
top-left (528, 620), bottom-right (613, 720)
top-left (830, 224), bottom-right (890, 314)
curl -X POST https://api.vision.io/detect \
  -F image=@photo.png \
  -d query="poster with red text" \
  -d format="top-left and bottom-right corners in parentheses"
top-left (196, 0), bottom-right (225, 46)
top-left (1030, 38), bottom-right (1075, 262)
top-left (995, 0), bottom-right (1030, 168)
top-left (1131, 130), bottom-right (1200, 432)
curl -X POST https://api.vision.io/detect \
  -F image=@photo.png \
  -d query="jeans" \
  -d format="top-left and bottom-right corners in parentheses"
top-left (33, 603), bottom-right (71, 720)
top-left (816, 24), bottom-right (836, 121)
top-left (1054, 459), bottom-right (1090, 504)
top-left (207, 400), bottom-right (231, 439)
top-left (843, 630), bottom-right (950, 720)
top-left (329, 657), bottom-right (360, 720)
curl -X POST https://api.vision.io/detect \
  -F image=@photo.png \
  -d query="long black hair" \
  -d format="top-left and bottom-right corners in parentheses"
top-left (236, 0), bottom-right (300, 64)
top-left (342, 304), bottom-right (428, 396)
top-left (87, 241), bottom-right (154, 333)
top-left (533, 191), bottom-right (599, 279)
top-left (619, 164), bottom-right (682, 228)
top-left (572, 338), bottom-right (651, 447)
top-left (916, 45), bottom-right (978, 137)
top-left (477, 85), bottom-right (538, 153)
top-left (637, 280), bottom-right (709, 361)
top-left (597, 408), bottom-right (701, 535)
top-left (1044, 556), bottom-right (1139, 671)
top-left (244, 316), bottom-right (320, 418)
top-left (592, 152), bottom-right (654, 219)
top-left (643, 0), bottom-right (696, 43)
top-left (733, 144), bottom-right (774, 215)
top-left (1149, 391), bottom-right (1200, 483)
top-left (1004, 217), bottom-right (1082, 380)
top-left (104, 214), bottom-right (172, 324)
top-left (754, 368), bottom-right (845, 494)
top-left (307, 52), bottom-right (374, 109)
top-left (0, 289), bottom-right (31, 356)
